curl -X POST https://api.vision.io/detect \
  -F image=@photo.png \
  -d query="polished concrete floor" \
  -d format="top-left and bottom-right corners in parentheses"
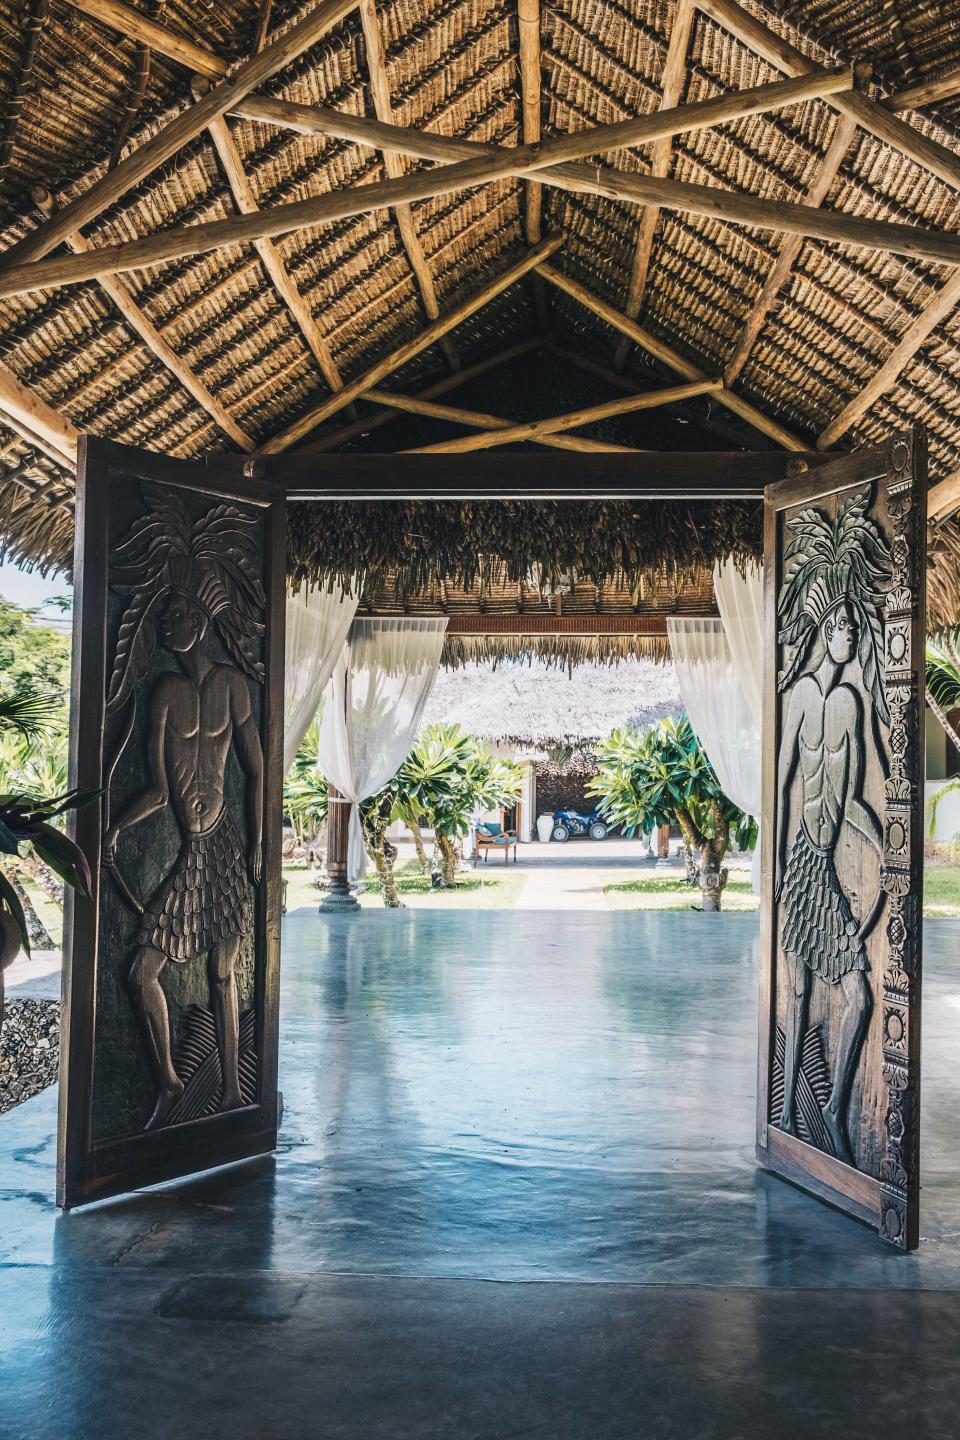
top-left (3, 910), bottom-right (960, 1438)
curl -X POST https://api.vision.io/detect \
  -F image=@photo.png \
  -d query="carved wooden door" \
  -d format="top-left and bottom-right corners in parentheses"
top-left (757, 429), bottom-right (926, 1249)
top-left (59, 439), bottom-right (285, 1207)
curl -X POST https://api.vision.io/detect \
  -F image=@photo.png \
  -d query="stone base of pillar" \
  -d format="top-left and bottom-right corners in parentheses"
top-left (319, 884), bottom-right (360, 913)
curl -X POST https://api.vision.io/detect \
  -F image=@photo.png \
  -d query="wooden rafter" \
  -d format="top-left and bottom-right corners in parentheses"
top-left (538, 262), bottom-right (807, 450)
top-left (0, 0), bottom-right (359, 268)
top-left (697, 0), bottom-right (960, 193)
top-left (31, 184), bottom-right (255, 451)
top-left (886, 69), bottom-right (960, 114)
top-left (724, 114), bottom-right (858, 385)
top-left (62, 0), bottom-right (228, 76)
top-left (0, 363), bottom-right (80, 466)
top-left (300, 336), bottom-right (545, 453)
top-left (518, 0), bottom-right (542, 245)
top-left (405, 379), bottom-right (719, 453)
top-left (818, 269), bottom-right (960, 450)
top-left (373, 390), bottom-right (637, 453)
top-left (358, 0), bottom-right (456, 369)
top-left (261, 234), bottom-right (564, 452)
top-left (203, 107), bottom-right (343, 392)
top-left (614, 0), bottom-right (695, 369)
top-left (929, 469), bottom-right (960, 522)
top-left (0, 0), bottom-right (50, 173)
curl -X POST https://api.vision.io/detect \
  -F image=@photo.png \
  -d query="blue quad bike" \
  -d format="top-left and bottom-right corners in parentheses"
top-left (551, 808), bottom-right (609, 842)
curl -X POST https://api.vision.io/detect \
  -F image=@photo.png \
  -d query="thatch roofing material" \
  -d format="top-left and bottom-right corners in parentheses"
top-left (421, 656), bottom-right (683, 744)
top-left (1, 0), bottom-right (960, 619)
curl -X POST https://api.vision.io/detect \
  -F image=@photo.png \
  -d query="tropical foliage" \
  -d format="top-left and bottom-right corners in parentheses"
top-left (589, 717), bottom-right (755, 912)
top-left (925, 630), bottom-right (960, 837)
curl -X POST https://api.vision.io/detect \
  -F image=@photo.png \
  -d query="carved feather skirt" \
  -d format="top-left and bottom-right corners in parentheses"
top-left (781, 828), bottom-right (868, 984)
top-left (137, 808), bottom-right (251, 962)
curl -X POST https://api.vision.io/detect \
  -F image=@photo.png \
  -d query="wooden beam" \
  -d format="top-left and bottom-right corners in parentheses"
top-left (538, 262), bottom-right (808, 450)
top-left (616, 0), bottom-right (695, 368)
top-left (929, 468), bottom-right (960, 522)
top-left (370, 388), bottom-right (640, 452)
top-left (260, 234), bottom-right (563, 452)
top-left (697, 0), bottom-right (960, 193)
top-left (0, 364), bottom-right (79, 465)
top-left (204, 112), bottom-right (343, 391)
top-left (405, 380), bottom-right (720, 453)
top-left (0, 0), bottom-right (359, 268)
top-left (31, 184), bottom-right (255, 451)
top-left (724, 113), bottom-right (858, 385)
top-left (357, 0), bottom-right (456, 369)
top-left (518, 0), bottom-right (542, 245)
top-left (299, 335), bottom-right (545, 452)
top-left (886, 69), bottom-right (960, 115)
top-left (61, 0), bottom-right (228, 76)
top-left (818, 269), bottom-right (960, 449)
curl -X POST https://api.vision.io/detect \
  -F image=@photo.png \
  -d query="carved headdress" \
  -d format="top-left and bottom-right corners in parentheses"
top-left (778, 484), bottom-right (893, 723)
top-left (106, 483), bottom-right (266, 715)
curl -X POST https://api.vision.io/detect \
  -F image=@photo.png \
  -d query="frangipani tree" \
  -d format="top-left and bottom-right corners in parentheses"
top-left (589, 717), bottom-right (756, 912)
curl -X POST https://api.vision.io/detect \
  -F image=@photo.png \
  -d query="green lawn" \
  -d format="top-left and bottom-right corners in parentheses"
top-left (603, 874), bottom-right (759, 912)
top-left (283, 858), bottom-right (528, 912)
top-left (605, 865), bottom-right (960, 917)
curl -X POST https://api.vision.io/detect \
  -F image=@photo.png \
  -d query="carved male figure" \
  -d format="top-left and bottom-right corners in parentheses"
top-left (104, 491), bottom-right (267, 1133)
top-left (105, 588), bottom-right (263, 1130)
top-left (774, 487), bottom-right (892, 1166)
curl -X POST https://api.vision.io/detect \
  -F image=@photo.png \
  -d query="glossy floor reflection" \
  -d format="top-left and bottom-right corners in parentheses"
top-left (3, 911), bottom-right (960, 1439)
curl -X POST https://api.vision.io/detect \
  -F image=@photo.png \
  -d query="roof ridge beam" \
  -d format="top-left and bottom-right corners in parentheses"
top-left (0, 0), bottom-right (360, 269)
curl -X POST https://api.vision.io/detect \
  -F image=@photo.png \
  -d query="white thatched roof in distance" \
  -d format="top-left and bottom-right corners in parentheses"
top-left (421, 659), bottom-right (683, 747)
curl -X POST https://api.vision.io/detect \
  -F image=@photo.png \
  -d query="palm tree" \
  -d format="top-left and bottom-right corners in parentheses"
top-left (589, 717), bottom-right (755, 912)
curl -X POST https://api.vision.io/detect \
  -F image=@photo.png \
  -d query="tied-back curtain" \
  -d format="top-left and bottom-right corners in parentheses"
top-left (283, 581), bottom-right (361, 774)
top-left (712, 559), bottom-right (764, 729)
top-left (666, 617), bottom-right (761, 887)
top-left (318, 617), bottom-right (448, 882)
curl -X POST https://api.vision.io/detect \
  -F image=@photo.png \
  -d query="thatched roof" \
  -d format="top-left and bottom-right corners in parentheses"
top-left (421, 656), bottom-right (682, 744)
top-left (2, 0), bottom-right (960, 629)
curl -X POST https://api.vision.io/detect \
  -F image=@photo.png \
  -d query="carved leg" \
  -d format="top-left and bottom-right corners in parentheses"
top-left (779, 951), bottom-right (809, 1137)
top-left (823, 969), bottom-right (872, 1166)
top-left (126, 946), bottom-right (184, 1130)
top-left (209, 935), bottom-right (244, 1112)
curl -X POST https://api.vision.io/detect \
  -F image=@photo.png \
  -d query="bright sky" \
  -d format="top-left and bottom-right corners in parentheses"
top-left (0, 558), bottom-right (72, 617)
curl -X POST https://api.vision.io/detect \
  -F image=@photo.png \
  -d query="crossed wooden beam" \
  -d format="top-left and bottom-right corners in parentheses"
top-left (3, 0), bottom-right (960, 512)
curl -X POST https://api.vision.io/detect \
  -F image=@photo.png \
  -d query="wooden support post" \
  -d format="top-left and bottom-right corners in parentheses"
top-left (358, 0), bottom-right (457, 368)
top-left (404, 379), bottom-right (720, 453)
top-left (538, 262), bottom-right (808, 450)
top-left (0, 0), bottom-right (360, 268)
top-left (320, 786), bottom-right (359, 912)
top-left (31, 184), bottom-right (256, 451)
top-left (259, 234), bottom-right (564, 452)
top-left (615, 0), bottom-right (695, 368)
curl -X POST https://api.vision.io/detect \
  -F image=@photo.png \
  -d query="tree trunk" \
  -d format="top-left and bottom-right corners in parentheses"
top-left (682, 841), bottom-right (698, 887)
top-left (19, 849), bottom-right (64, 907)
top-left (697, 810), bottom-right (730, 912)
top-left (435, 830), bottom-right (459, 887)
top-left (408, 817), bottom-right (430, 873)
top-left (362, 801), bottom-right (403, 909)
top-left (9, 869), bottom-right (56, 948)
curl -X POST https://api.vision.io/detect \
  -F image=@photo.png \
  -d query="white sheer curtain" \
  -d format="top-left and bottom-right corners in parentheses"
top-left (318, 617), bottom-right (448, 882)
top-left (666, 616), bottom-right (762, 889)
top-left (283, 581), bottom-right (360, 774)
top-left (712, 559), bottom-right (763, 730)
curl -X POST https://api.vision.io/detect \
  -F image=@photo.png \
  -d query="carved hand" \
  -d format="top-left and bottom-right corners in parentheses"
top-left (103, 824), bottom-right (122, 866)
top-left (249, 841), bottom-right (262, 886)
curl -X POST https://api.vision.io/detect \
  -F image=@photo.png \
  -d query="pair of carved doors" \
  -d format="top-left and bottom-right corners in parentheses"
top-left (59, 434), bottom-right (926, 1251)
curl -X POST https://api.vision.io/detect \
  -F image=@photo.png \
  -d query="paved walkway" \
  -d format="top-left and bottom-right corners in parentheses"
top-left (511, 836), bottom-right (662, 909)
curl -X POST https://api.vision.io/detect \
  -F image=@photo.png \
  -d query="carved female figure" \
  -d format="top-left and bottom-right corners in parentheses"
top-left (774, 486), bottom-right (892, 1166)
